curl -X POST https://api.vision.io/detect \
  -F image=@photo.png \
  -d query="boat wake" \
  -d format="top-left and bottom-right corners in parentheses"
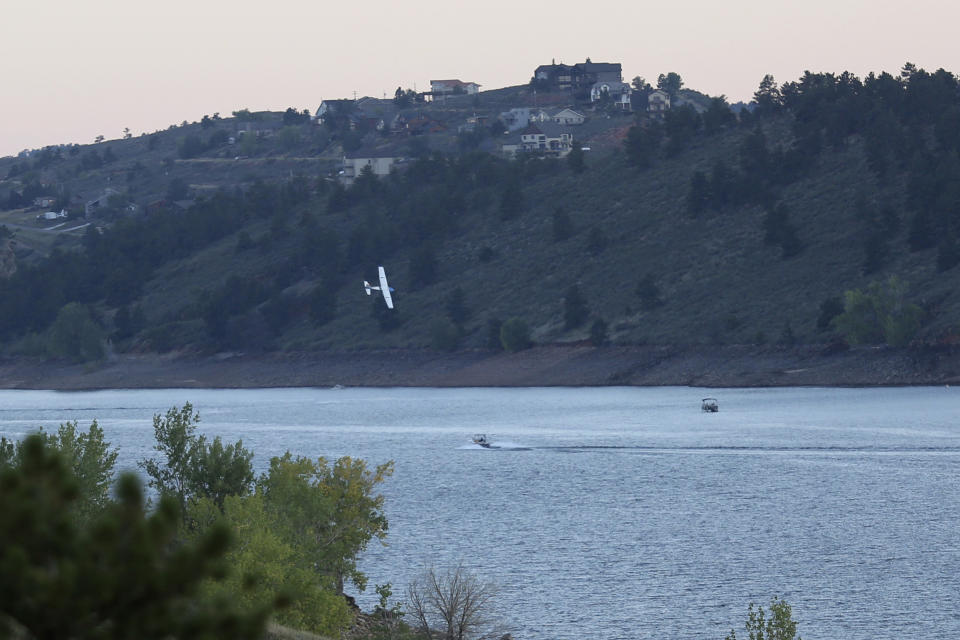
top-left (457, 440), bottom-right (532, 451)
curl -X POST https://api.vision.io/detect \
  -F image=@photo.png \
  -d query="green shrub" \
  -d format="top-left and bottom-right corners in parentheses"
top-left (834, 276), bottom-right (923, 346)
top-left (430, 318), bottom-right (460, 351)
top-left (500, 317), bottom-right (532, 352)
top-left (47, 302), bottom-right (104, 362)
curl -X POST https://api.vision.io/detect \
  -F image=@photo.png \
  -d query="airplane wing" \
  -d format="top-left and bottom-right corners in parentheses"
top-left (378, 265), bottom-right (394, 309)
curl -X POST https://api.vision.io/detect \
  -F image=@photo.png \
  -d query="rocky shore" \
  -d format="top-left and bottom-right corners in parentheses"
top-left (1, 344), bottom-right (958, 390)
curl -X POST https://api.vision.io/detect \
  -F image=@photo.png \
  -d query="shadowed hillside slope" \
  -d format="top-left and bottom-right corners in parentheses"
top-left (1, 67), bottom-right (958, 359)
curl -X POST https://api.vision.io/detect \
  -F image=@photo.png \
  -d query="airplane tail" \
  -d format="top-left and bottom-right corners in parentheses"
top-left (363, 281), bottom-right (372, 296)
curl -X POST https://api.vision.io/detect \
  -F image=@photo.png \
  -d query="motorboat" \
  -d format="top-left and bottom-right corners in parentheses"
top-left (701, 397), bottom-right (719, 412)
top-left (472, 433), bottom-right (492, 448)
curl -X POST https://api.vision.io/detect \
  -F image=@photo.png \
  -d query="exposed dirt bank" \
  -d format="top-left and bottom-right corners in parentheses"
top-left (1, 344), bottom-right (959, 390)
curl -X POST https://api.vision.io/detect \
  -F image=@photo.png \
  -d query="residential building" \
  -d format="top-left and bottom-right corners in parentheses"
top-left (590, 81), bottom-right (633, 110)
top-left (500, 107), bottom-right (584, 131)
top-left (429, 79), bottom-right (481, 102)
top-left (500, 107), bottom-right (535, 131)
top-left (502, 123), bottom-right (574, 157)
top-left (575, 60), bottom-right (622, 85)
top-left (32, 196), bottom-right (57, 208)
top-left (314, 99), bottom-right (355, 124)
top-left (533, 59), bottom-right (622, 91)
top-left (340, 146), bottom-right (407, 185)
top-left (534, 62), bottom-right (574, 89)
top-left (458, 114), bottom-right (490, 133)
top-left (551, 108), bottom-right (586, 125)
top-left (648, 89), bottom-right (671, 114)
top-left (85, 188), bottom-right (120, 216)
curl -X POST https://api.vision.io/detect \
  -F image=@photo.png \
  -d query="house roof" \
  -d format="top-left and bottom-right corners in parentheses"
top-left (576, 61), bottom-right (621, 73)
top-left (535, 63), bottom-right (573, 74)
top-left (430, 79), bottom-right (480, 88)
top-left (319, 99), bottom-right (354, 108)
top-left (519, 122), bottom-right (571, 138)
top-left (592, 81), bottom-right (630, 92)
top-left (536, 122), bottom-right (573, 137)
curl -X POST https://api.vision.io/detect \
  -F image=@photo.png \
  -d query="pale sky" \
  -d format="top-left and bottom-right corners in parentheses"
top-left (2, 0), bottom-right (957, 158)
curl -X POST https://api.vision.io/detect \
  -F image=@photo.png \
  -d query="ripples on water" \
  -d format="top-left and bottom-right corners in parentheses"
top-left (1, 386), bottom-right (958, 639)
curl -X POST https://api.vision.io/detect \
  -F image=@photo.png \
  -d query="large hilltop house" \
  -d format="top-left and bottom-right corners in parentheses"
top-left (533, 59), bottom-right (622, 91)
top-left (429, 79), bottom-right (481, 102)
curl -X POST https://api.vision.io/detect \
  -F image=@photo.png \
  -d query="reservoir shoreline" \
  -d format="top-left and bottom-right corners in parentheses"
top-left (1, 344), bottom-right (958, 390)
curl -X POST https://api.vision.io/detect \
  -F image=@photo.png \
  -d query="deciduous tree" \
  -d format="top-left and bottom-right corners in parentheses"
top-left (406, 564), bottom-right (501, 640)
top-left (47, 302), bottom-right (105, 363)
top-left (725, 596), bottom-right (801, 640)
top-left (499, 317), bottom-right (531, 352)
top-left (833, 276), bottom-right (923, 346)
top-left (259, 452), bottom-right (393, 595)
top-left (186, 492), bottom-right (352, 636)
top-left (139, 403), bottom-right (254, 518)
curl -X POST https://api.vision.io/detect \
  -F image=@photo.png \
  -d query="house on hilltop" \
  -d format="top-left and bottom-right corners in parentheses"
top-left (591, 81), bottom-right (632, 111)
top-left (534, 62), bottom-right (575, 90)
top-left (429, 79), bottom-right (481, 102)
top-left (533, 59), bottom-right (622, 91)
top-left (314, 99), bottom-right (356, 124)
top-left (575, 60), bottom-right (622, 86)
top-left (648, 89), bottom-right (671, 116)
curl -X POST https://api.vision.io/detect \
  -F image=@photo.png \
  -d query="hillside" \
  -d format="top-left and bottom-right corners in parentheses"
top-left (2, 68), bottom-right (959, 370)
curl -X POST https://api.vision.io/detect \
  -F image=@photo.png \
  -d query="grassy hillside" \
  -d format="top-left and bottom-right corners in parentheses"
top-left (2, 70), bottom-right (959, 358)
top-left (134, 123), bottom-right (954, 351)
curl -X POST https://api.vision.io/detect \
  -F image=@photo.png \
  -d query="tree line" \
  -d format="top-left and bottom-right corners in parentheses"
top-left (0, 403), bottom-right (394, 638)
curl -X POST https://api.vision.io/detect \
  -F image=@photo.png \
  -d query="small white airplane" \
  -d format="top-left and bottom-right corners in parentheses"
top-left (363, 265), bottom-right (395, 309)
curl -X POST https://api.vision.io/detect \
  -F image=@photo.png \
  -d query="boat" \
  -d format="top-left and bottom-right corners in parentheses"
top-left (701, 397), bottom-right (719, 412)
top-left (472, 434), bottom-right (492, 448)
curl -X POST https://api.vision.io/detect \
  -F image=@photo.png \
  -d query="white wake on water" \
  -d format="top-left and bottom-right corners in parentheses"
top-left (457, 440), bottom-right (531, 450)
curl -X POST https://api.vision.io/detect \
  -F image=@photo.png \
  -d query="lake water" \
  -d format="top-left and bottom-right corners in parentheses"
top-left (1, 386), bottom-right (958, 639)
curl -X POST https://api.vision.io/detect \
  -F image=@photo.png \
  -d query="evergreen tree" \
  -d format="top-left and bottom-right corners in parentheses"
top-left (753, 74), bottom-right (783, 116)
top-left (499, 180), bottom-right (524, 220)
top-left (552, 207), bottom-right (574, 242)
top-left (445, 286), bottom-right (470, 327)
top-left (486, 317), bottom-right (503, 350)
top-left (567, 141), bottom-right (585, 174)
top-left (589, 318), bottom-right (609, 346)
top-left (0, 436), bottom-right (272, 639)
top-left (687, 170), bottom-right (711, 216)
top-left (636, 273), bottom-right (665, 309)
top-left (563, 285), bottom-right (589, 330)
